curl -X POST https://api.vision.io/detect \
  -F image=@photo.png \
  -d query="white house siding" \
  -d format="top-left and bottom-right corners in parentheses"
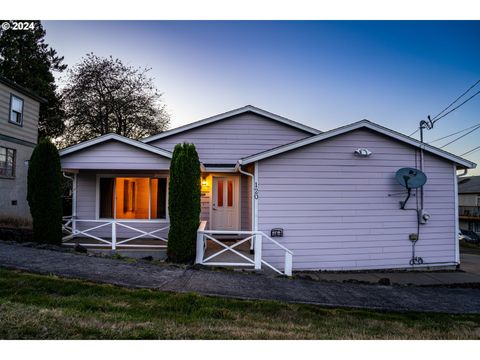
top-left (257, 128), bottom-right (457, 271)
top-left (148, 112), bottom-right (312, 164)
top-left (61, 140), bottom-right (171, 170)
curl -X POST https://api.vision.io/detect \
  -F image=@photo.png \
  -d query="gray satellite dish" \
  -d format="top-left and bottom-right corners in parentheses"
top-left (395, 168), bottom-right (427, 209)
top-left (395, 168), bottom-right (427, 189)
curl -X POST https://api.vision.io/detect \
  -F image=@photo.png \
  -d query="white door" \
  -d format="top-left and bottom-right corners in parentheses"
top-left (211, 176), bottom-right (240, 230)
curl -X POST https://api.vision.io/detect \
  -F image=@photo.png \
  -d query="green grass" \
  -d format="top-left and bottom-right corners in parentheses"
top-left (0, 268), bottom-right (479, 339)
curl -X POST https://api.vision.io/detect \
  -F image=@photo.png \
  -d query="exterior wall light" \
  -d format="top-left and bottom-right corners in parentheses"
top-left (354, 148), bottom-right (372, 157)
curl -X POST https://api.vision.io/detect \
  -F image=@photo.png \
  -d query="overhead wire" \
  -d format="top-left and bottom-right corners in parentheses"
top-left (428, 122), bottom-right (480, 143)
top-left (439, 124), bottom-right (480, 148)
top-left (461, 145), bottom-right (480, 157)
top-left (407, 79), bottom-right (480, 138)
top-left (430, 79), bottom-right (480, 123)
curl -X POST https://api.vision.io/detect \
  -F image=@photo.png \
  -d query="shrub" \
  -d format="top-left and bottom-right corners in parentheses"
top-left (167, 143), bottom-right (201, 263)
top-left (27, 138), bottom-right (63, 244)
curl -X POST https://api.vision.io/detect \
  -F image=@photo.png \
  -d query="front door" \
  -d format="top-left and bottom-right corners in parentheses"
top-left (211, 176), bottom-right (240, 230)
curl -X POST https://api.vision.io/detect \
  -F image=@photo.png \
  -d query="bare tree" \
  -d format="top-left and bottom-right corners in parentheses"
top-left (60, 53), bottom-right (170, 146)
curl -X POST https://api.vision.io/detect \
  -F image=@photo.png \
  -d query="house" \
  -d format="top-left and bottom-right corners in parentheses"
top-left (59, 105), bottom-right (476, 275)
top-left (0, 76), bottom-right (45, 222)
top-left (458, 176), bottom-right (480, 235)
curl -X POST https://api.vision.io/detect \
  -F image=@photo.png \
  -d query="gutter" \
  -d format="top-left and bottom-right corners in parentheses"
top-left (235, 161), bottom-right (256, 243)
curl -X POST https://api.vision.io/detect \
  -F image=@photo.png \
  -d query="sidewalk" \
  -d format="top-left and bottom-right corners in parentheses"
top-left (296, 253), bottom-right (480, 286)
top-left (0, 241), bottom-right (479, 314)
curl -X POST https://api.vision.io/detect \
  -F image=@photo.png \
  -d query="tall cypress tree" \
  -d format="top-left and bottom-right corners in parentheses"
top-left (0, 20), bottom-right (67, 138)
top-left (167, 143), bottom-right (201, 263)
top-left (27, 138), bottom-right (63, 244)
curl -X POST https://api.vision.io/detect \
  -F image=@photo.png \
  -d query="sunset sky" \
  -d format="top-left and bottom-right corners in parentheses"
top-left (43, 20), bottom-right (480, 173)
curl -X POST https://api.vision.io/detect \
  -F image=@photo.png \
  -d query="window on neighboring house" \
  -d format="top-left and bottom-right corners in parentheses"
top-left (0, 147), bottom-right (16, 177)
top-left (99, 177), bottom-right (167, 220)
top-left (9, 94), bottom-right (24, 125)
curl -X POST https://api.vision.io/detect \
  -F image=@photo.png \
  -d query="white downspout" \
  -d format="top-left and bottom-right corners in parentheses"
top-left (236, 162), bottom-right (255, 230)
top-left (236, 161), bottom-right (257, 252)
top-left (454, 164), bottom-right (460, 265)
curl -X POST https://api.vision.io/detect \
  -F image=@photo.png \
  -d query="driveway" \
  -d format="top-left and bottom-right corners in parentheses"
top-left (0, 241), bottom-right (479, 314)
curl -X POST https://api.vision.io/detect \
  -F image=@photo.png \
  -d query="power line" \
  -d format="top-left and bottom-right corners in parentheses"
top-left (428, 122), bottom-right (480, 144)
top-left (439, 124), bottom-right (480, 148)
top-left (432, 89), bottom-right (480, 124)
top-left (407, 79), bottom-right (480, 137)
top-left (408, 128), bottom-right (420, 137)
top-left (461, 145), bottom-right (480, 157)
top-left (431, 79), bottom-right (480, 122)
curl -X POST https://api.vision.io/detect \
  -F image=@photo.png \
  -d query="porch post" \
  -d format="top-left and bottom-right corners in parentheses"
top-left (72, 172), bottom-right (77, 235)
top-left (254, 233), bottom-right (262, 270)
top-left (111, 221), bottom-right (116, 250)
top-left (195, 231), bottom-right (204, 264)
top-left (196, 221), bottom-right (207, 264)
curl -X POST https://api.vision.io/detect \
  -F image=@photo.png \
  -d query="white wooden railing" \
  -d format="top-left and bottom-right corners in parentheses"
top-left (62, 216), bottom-right (169, 249)
top-left (195, 221), bottom-right (293, 276)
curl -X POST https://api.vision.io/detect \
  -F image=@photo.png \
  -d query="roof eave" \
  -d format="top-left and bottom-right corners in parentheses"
top-left (240, 120), bottom-right (476, 169)
top-left (141, 105), bottom-right (321, 143)
top-left (59, 133), bottom-right (172, 159)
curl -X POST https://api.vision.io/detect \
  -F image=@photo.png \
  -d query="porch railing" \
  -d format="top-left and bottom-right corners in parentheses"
top-left (62, 216), bottom-right (169, 250)
top-left (195, 221), bottom-right (293, 276)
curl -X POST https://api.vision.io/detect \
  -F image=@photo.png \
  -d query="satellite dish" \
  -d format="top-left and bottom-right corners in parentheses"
top-left (395, 168), bottom-right (427, 189)
top-left (395, 168), bottom-right (427, 209)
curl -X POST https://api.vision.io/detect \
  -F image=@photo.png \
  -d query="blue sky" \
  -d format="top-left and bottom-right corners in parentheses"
top-left (43, 21), bottom-right (480, 173)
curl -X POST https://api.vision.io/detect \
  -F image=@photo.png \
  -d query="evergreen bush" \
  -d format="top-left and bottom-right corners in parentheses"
top-left (167, 143), bottom-right (201, 263)
top-left (27, 138), bottom-right (63, 244)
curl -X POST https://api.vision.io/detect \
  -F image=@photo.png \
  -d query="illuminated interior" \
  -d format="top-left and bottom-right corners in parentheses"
top-left (99, 177), bottom-right (167, 219)
top-left (115, 178), bottom-right (149, 219)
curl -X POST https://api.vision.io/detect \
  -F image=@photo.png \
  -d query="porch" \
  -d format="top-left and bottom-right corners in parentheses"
top-left (62, 218), bottom-right (293, 276)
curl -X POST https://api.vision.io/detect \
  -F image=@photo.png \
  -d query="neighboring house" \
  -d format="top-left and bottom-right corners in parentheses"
top-left (0, 76), bottom-right (45, 222)
top-left (458, 176), bottom-right (480, 235)
top-left (59, 105), bottom-right (476, 274)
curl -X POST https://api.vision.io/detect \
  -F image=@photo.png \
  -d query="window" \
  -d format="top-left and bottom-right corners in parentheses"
top-left (0, 147), bottom-right (16, 177)
top-left (99, 177), bottom-right (167, 220)
top-left (9, 95), bottom-right (24, 125)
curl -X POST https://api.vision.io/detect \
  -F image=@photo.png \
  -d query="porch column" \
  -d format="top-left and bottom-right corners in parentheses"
top-left (111, 221), bottom-right (116, 250)
top-left (72, 172), bottom-right (77, 235)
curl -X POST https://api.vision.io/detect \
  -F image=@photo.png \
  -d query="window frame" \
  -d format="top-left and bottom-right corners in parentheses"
top-left (0, 146), bottom-right (16, 179)
top-left (95, 174), bottom-right (169, 222)
top-left (9, 94), bottom-right (25, 127)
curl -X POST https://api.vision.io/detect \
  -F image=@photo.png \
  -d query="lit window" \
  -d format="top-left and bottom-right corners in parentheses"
top-left (9, 95), bottom-right (24, 125)
top-left (0, 147), bottom-right (16, 177)
top-left (99, 177), bottom-right (167, 219)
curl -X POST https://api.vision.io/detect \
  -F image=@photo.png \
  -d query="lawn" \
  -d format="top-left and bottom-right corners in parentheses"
top-left (0, 268), bottom-right (479, 339)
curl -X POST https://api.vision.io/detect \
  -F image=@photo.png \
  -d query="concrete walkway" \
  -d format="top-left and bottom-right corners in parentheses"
top-left (296, 253), bottom-right (480, 286)
top-left (0, 241), bottom-right (479, 314)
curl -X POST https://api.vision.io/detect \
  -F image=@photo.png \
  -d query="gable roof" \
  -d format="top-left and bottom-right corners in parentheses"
top-left (239, 120), bottom-right (477, 169)
top-left (141, 105), bottom-right (321, 143)
top-left (458, 176), bottom-right (480, 194)
top-left (59, 133), bottom-right (172, 158)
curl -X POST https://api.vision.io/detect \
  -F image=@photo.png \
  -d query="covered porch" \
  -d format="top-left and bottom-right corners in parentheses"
top-left (59, 134), bottom-right (293, 275)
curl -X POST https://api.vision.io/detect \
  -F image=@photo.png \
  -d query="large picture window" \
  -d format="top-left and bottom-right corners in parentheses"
top-left (99, 177), bottom-right (167, 220)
